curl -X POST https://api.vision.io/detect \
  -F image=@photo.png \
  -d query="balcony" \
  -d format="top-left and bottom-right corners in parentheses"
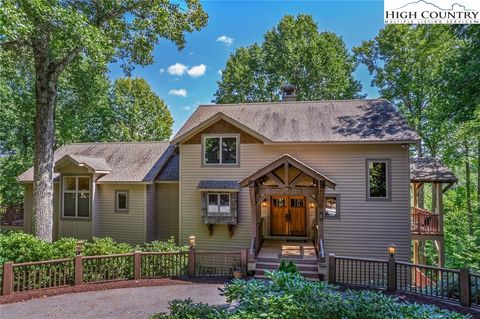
top-left (411, 207), bottom-right (441, 235)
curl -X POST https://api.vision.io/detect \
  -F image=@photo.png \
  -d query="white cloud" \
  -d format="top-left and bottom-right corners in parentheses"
top-left (216, 35), bottom-right (234, 46)
top-left (159, 68), bottom-right (165, 74)
top-left (187, 64), bottom-right (206, 77)
top-left (169, 89), bottom-right (187, 97)
top-left (182, 106), bottom-right (191, 111)
top-left (167, 63), bottom-right (188, 76)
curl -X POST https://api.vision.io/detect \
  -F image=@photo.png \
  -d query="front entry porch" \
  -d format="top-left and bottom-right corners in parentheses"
top-left (239, 154), bottom-right (336, 274)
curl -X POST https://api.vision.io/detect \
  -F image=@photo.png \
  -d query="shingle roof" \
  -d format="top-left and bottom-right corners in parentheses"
top-left (156, 151), bottom-right (179, 181)
top-left (197, 180), bottom-right (240, 190)
top-left (18, 142), bottom-right (172, 183)
top-left (410, 158), bottom-right (457, 183)
top-left (172, 99), bottom-right (420, 144)
top-left (57, 155), bottom-right (111, 172)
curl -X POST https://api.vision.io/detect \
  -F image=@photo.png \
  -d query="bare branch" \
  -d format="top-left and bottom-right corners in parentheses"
top-left (52, 46), bottom-right (83, 75)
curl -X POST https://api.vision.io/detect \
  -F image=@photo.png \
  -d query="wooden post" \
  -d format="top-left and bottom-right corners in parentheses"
top-left (2, 262), bottom-right (14, 295)
top-left (459, 269), bottom-right (471, 307)
top-left (240, 249), bottom-right (247, 274)
top-left (328, 253), bottom-right (336, 283)
top-left (387, 256), bottom-right (396, 292)
top-left (74, 255), bottom-right (83, 286)
top-left (134, 251), bottom-right (141, 280)
top-left (188, 246), bottom-right (195, 277)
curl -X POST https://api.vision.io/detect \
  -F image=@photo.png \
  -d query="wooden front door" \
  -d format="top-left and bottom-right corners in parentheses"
top-left (270, 196), bottom-right (307, 236)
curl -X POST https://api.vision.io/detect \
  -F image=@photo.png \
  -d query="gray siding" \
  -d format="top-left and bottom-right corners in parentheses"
top-left (96, 184), bottom-right (146, 244)
top-left (156, 183), bottom-right (179, 242)
top-left (146, 183), bottom-right (157, 242)
top-left (179, 143), bottom-right (411, 262)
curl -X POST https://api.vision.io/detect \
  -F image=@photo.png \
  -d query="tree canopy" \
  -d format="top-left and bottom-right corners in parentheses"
top-left (214, 14), bottom-right (362, 103)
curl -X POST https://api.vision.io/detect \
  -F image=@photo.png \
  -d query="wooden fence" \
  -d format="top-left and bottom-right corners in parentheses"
top-left (328, 253), bottom-right (479, 308)
top-left (1, 248), bottom-right (247, 296)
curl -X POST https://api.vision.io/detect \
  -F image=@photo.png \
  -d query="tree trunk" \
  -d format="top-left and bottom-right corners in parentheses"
top-left (465, 140), bottom-right (473, 236)
top-left (32, 35), bottom-right (57, 242)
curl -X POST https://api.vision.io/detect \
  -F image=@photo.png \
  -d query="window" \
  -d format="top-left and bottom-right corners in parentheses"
top-left (325, 195), bottom-right (340, 218)
top-left (203, 135), bottom-right (238, 165)
top-left (115, 191), bottom-right (128, 213)
top-left (367, 160), bottom-right (390, 200)
top-left (207, 193), bottom-right (231, 215)
top-left (63, 176), bottom-right (90, 218)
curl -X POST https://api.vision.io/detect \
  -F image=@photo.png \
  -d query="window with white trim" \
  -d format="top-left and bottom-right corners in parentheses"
top-left (203, 135), bottom-right (238, 165)
top-left (367, 160), bottom-right (390, 200)
top-left (115, 191), bottom-right (128, 212)
top-left (325, 195), bottom-right (340, 219)
top-left (207, 193), bottom-right (231, 216)
top-left (63, 176), bottom-right (90, 218)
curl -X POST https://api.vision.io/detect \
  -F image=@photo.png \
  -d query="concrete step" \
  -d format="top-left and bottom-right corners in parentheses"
top-left (254, 273), bottom-right (320, 281)
top-left (256, 257), bottom-right (318, 265)
top-left (256, 261), bottom-right (318, 272)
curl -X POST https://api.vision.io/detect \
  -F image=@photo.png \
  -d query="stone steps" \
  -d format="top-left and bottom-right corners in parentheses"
top-left (254, 257), bottom-right (324, 281)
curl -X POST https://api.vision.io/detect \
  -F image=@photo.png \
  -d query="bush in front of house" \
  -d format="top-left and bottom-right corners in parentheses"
top-left (150, 271), bottom-right (471, 319)
top-left (0, 231), bottom-right (186, 263)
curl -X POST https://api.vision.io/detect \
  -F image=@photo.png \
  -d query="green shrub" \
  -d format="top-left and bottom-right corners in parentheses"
top-left (278, 259), bottom-right (298, 274)
top-left (142, 237), bottom-right (188, 252)
top-left (83, 237), bottom-right (133, 256)
top-left (0, 231), bottom-right (54, 263)
top-left (151, 271), bottom-right (471, 319)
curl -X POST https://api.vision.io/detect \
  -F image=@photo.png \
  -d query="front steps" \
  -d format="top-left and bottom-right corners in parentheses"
top-left (254, 257), bottom-right (325, 281)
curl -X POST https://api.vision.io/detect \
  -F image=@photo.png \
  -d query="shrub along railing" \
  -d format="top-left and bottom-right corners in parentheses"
top-left (328, 253), bottom-right (479, 308)
top-left (1, 247), bottom-right (247, 296)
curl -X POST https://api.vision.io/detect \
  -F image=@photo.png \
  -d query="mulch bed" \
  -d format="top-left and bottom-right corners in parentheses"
top-left (0, 276), bottom-right (231, 305)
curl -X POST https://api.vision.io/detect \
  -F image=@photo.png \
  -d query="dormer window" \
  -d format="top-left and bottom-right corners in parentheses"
top-left (203, 135), bottom-right (239, 166)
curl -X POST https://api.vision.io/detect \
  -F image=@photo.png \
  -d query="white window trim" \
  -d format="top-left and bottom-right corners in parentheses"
top-left (62, 176), bottom-right (91, 219)
top-left (207, 193), bottom-right (231, 215)
top-left (325, 194), bottom-right (341, 219)
top-left (202, 134), bottom-right (240, 166)
top-left (366, 159), bottom-right (391, 201)
top-left (115, 191), bottom-right (129, 212)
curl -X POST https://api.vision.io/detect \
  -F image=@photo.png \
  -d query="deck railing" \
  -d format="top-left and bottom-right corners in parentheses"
top-left (0, 204), bottom-right (24, 226)
top-left (1, 248), bottom-right (247, 296)
top-left (329, 254), bottom-right (478, 308)
top-left (411, 207), bottom-right (440, 235)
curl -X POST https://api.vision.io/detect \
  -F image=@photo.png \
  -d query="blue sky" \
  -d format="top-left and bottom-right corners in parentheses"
top-left (109, 0), bottom-right (385, 134)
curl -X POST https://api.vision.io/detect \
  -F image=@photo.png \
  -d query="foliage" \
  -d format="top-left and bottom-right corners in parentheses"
top-left (142, 237), bottom-right (189, 252)
top-left (110, 77), bottom-right (173, 141)
top-left (278, 259), bottom-right (298, 274)
top-left (152, 271), bottom-right (469, 319)
top-left (214, 14), bottom-right (362, 103)
top-left (0, 231), bottom-right (186, 263)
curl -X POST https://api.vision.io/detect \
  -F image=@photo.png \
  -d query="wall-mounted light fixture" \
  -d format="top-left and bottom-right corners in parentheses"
top-left (310, 202), bottom-right (315, 208)
top-left (262, 200), bottom-right (268, 207)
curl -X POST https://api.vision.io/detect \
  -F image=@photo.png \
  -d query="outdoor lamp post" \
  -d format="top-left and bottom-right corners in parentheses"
top-left (188, 235), bottom-right (196, 247)
top-left (76, 240), bottom-right (84, 256)
top-left (387, 244), bottom-right (396, 258)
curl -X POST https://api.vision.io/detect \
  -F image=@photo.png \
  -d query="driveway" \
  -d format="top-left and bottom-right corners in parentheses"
top-left (0, 284), bottom-right (226, 319)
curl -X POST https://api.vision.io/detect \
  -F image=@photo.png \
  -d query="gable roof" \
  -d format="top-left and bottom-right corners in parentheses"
top-left (172, 99), bottom-right (420, 144)
top-left (18, 142), bottom-right (172, 183)
top-left (55, 155), bottom-right (111, 173)
top-left (239, 154), bottom-right (336, 189)
top-left (410, 157), bottom-right (457, 183)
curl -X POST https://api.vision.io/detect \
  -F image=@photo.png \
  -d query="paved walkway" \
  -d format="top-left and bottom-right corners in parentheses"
top-left (0, 284), bottom-right (226, 319)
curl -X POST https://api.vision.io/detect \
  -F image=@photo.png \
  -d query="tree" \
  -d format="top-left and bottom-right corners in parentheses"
top-left (110, 77), bottom-right (173, 141)
top-left (214, 14), bottom-right (362, 103)
top-left (0, 0), bottom-right (208, 241)
top-left (354, 25), bottom-right (458, 159)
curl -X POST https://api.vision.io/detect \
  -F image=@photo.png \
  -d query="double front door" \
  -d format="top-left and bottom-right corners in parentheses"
top-left (270, 195), bottom-right (307, 236)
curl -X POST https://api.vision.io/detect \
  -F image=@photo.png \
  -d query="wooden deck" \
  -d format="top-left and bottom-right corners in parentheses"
top-left (411, 207), bottom-right (441, 235)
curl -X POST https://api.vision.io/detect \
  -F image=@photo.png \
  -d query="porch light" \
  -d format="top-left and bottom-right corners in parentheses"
top-left (310, 202), bottom-right (315, 208)
top-left (387, 244), bottom-right (396, 257)
top-left (188, 235), bottom-right (196, 247)
top-left (76, 240), bottom-right (84, 256)
top-left (262, 200), bottom-right (268, 207)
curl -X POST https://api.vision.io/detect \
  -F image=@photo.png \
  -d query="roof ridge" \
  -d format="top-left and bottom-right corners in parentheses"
top-left (198, 98), bottom-right (387, 108)
top-left (67, 141), bottom-right (170, 145)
